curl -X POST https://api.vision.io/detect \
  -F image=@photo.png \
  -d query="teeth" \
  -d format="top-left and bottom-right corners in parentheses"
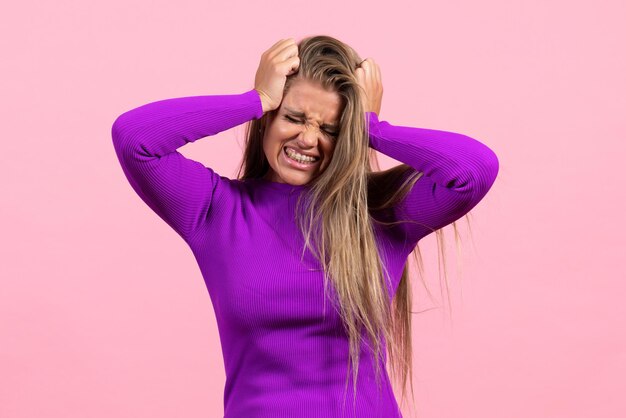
top-left (286, 147), bottom-right (318, 163)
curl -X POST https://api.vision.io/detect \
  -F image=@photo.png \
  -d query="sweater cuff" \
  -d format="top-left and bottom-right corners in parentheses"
top-left (366, 111), bottom-right (379, 123)
top-left (244, 88), bottom-right (265, 120)
top-left (366, 111), bottom-right (383, 148)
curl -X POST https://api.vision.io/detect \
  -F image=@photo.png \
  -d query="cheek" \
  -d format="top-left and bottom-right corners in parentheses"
top-left (266, 122), bottom-right (289, 142)
top-left (262, 133), bottom-right (283, 159)
top-left (323, 142), bottom-right (336, 159)
top-left (275, 123), bottom-right (296, 137)
top-left (261, 133), bottom-right (273, 159)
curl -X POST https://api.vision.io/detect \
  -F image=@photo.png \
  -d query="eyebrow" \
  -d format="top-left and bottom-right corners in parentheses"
top-left (284, 106), bottom-right (339, 130)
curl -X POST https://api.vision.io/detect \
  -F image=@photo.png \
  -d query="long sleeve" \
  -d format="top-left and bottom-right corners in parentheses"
top-left (366, 111), bottom-right (499, 254)
top-left (111, 88), bottom-right (264, 242)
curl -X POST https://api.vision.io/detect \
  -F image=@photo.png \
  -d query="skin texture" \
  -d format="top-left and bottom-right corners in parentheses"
top-left (254, 38), bottom-right (383, 185)
top-left (262, 79), bottom-right (343, 185)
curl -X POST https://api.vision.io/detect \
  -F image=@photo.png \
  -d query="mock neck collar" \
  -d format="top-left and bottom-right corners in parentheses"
top-left (247, 177), bottom-right (310, 192)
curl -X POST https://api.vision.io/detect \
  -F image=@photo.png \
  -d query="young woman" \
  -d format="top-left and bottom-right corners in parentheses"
top-left (112, 35), bottom-right (499, 418)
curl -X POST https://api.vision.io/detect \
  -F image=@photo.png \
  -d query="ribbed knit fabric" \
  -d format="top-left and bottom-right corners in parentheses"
top-left (111, 89), bottom-right (499, 418)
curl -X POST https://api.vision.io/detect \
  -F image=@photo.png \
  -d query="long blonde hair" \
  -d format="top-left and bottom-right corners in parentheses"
top-left (236, 34), bottom-right (468, 415)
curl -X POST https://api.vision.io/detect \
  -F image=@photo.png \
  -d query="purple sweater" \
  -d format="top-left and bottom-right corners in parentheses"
top-left (111, 88), bottom-right (499, 417)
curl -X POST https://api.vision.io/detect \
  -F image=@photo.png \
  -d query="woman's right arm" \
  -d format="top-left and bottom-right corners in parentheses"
top-left (111, 89), bottom-right (264, 242)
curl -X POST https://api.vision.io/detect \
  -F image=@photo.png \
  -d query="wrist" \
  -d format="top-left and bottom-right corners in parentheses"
top-left (254, 89), bottom-right (271, 114)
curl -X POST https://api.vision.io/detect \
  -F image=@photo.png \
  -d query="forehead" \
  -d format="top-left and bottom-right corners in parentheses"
top-left (282, 80), bottom-right (342, 124)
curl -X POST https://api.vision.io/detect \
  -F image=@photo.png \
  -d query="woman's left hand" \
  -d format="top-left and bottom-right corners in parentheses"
top-left (355, 58), bottom-right (383, 117)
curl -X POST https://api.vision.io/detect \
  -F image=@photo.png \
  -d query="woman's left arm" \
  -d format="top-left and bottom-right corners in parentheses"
top-left (367, 112), bottom-right (499, 253)
top-left (357, 58), bottom-right (499, 255)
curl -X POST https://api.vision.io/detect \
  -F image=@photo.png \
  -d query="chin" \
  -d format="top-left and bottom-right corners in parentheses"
top-left (283, 174), bottom-right (311, 185)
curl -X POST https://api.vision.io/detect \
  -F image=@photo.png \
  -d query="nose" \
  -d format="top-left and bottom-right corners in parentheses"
top-left (297, 124), bottom-right (322, 148)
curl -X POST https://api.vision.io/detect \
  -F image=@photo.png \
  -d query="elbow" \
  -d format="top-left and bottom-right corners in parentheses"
top-left (443, 138), bottom-right (500, 212)
top-left (466, 136), bottom-right (499, 190)
top-left (483, 146), bottom-right (500, 187)
top-left (111, 104), bottom-right (144, 143)
top-left (111, 114), bottom-right (142, 163)
top-left (111, 109), bottom-right (136, 140)
top-left (111, 115), bottom-right (157, 164)
top-left (453, 146), bottom-right (500, 203)
top-left (111, 111), bottom-right (143, 155)
top-left (111, 111), bottom-right (131, 146)
top-left (469, 148), bottom-right (499, 202)
top-left (111, 116), bottom-right (125, 147)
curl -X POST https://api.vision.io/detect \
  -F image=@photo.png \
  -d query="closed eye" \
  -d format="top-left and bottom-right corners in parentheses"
top-left (284, 115), bottom-right (302, 124)
top-left (284, 115), bottom-right (338, 138)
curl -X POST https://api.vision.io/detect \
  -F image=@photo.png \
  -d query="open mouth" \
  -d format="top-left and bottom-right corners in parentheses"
top-left (283, 146), bottom-right (320, 168)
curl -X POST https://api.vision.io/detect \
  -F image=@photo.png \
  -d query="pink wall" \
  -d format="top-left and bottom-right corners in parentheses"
top-left (1, 0), bottom-right (624, 417)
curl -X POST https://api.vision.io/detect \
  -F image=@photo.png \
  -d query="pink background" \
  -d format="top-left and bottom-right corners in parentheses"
top-left (1, 0), bottom-right (624, 417)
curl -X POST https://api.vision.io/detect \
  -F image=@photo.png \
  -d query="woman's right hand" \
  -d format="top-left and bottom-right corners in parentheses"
top-left (254, 38), bottom-right (300, 113)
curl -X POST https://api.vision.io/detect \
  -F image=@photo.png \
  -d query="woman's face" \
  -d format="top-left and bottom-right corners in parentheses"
top-left (262, 79), bottom-right (342, 185)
